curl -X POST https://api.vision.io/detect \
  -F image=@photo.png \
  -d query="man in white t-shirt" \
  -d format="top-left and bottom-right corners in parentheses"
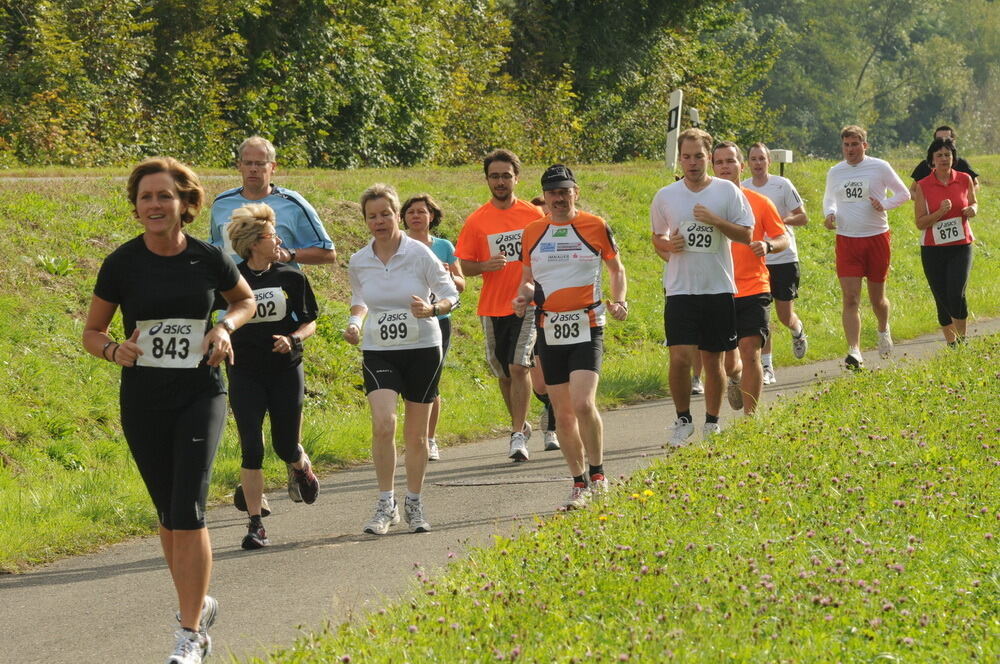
top-left (823, 125), bottom-right (910, 369)
top-left (651, 128), bottom-right (754, 446)
top-left (743, 142), bottom-right (809, 385)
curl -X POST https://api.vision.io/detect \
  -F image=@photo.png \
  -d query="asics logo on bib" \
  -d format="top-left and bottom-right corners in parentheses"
top-left (494, 232), bottom-right (521, 244)
top-left (549, 311), bottom-right (583, 324)
top-left (378, 312), bottom-right (407, 325)
top-left (148, 322), bottom-right (193, 335)
top-left (254, 290), bottom-right (276, 301)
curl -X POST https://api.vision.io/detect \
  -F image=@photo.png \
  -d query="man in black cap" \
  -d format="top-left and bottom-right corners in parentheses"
top-left (514, 164), bottom-right (628, 509)
top-left (909, 126), bottom-right (979, 195)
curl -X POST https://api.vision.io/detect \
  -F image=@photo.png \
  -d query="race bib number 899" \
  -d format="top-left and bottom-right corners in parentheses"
top-left (135, 318), bottom-right (205, 369)
top-left (367, 309), bottom-right (419, 347)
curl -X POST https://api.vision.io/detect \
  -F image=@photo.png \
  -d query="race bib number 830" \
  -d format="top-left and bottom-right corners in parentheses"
top-left (487, 230), bottom-right (523, 260)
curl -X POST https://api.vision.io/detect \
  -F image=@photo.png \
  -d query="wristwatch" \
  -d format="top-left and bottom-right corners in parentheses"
top-left (764, 241), bottom-right (773, 254)
top-left (289, 334), bottom-right (303, 352)
top-left (286, 248), bottom-right (297, 262)
top-left (219, 317), bottom-right (235, 333)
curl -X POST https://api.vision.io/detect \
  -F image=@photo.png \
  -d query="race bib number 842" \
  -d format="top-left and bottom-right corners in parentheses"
top-left (135, 318), bottom-right (205, 369)
top-left (838, 178), bottom-right (870, 202)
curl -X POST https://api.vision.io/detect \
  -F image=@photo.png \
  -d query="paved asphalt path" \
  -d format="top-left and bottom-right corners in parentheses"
top-left (2, 319), bottom-right (998, 663)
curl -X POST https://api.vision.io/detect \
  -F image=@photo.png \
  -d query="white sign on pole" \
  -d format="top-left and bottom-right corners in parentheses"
top-left (665, 89), bottom-right (683, 171)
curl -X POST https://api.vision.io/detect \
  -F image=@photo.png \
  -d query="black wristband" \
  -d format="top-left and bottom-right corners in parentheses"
top-left (289, 334), bottom-right (303, 353)
top-left (102, 339), bottom-right (117, 360)
top-left (111, 344), bottom-right (121, 363)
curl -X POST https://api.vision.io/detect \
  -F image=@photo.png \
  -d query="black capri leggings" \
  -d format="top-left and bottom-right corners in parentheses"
top-left (228, 363), bottom-right (305, 470)
top-left (920, 244), bottom-right (973, 328)
top-left (120, 392), bottom-right (227, 530)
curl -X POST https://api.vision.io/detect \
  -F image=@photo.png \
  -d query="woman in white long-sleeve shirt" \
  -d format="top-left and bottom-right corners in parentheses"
top-left (344, 183), bottom-right (459, 535)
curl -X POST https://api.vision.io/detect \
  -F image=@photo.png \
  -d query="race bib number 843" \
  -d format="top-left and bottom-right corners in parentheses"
top-left (135, 318), bottom-right (205, 369)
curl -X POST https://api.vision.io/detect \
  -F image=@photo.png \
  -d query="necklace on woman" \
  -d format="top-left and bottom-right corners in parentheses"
top-left (247, 262), bottom-right (271, 277)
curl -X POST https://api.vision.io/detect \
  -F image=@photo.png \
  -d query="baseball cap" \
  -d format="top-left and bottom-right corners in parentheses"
top-left (540, 164), bottom-right (576, 191)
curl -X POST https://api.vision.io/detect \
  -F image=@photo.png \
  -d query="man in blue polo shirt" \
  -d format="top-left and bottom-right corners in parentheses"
top-left (210, 136), bottom-right (337, 266)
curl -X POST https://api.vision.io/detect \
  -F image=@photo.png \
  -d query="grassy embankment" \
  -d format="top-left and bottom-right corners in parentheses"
top-left (253, 336), bottom-right (999, 663)
top-left (0, 157), bottom-right (998, 572)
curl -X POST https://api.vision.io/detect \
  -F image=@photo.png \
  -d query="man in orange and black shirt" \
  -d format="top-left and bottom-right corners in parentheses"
top-left (513, 164), bottom-right (628, 509)
top-left (456, 150), bottom-right (544, 462)
top-left (711, 142), bottom-right (789, 416)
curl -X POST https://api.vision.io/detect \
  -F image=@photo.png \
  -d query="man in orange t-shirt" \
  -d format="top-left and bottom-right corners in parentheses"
top-left (711, 142), bottom-right (789, 415)
top-left (456, 149), bottom-right (544, 462)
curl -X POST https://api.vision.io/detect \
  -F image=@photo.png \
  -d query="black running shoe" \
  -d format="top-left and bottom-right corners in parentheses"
top-left (233, 484), bottom-right (271, 517)
top-left (291, 455), bottom-right (320, 505)
top-left (241, 521), bottom-right (269, 550)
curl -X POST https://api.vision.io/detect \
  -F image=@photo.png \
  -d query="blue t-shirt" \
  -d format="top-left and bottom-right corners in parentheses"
top-left (429, 236), bottom-right (457, 319)
top-left (210, 185), bottom-right (334, 264)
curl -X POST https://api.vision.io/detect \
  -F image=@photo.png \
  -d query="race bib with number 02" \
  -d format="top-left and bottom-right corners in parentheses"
top-left (932, 217), bottom-right (966, 245)
top-left (366, 309), bottom-right (419, 347)
top-left (135, 318), bottom-right (205, 369)
top-left (543, 309), bottom-right (592, 346)
top-left (838, 178), bottom-right (870, 203)
top-left (682, 221), bottom-right (721, 254)
top-left (486, 229), bottom-right (523, 261)
top-left (247, 287), bottom-right (287, 324)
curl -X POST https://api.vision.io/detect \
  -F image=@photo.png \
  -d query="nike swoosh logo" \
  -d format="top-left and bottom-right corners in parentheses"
top-left (192, 438), bottom-right (205, 443)
top-left (190, 260), bottom-right (200, 264)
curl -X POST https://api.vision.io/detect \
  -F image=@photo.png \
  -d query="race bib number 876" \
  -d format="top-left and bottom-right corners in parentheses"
top-left (135, 318), bottom-right (205, 369)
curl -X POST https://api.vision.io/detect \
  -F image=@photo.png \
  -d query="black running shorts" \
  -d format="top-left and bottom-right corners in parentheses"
top-left (767, 262), bottom-right (800, 301)
top-left (664, 293), bottom-right (738, 352)
top-left (734, 293), bottom-right (772, 343)
top-left (536, 326), bottom-right (604, 385)
top-left (362, 346), bottom-right (443, 403)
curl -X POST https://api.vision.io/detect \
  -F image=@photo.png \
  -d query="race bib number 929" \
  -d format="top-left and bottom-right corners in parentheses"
top-left (682, 221), bottom-right (721, 254)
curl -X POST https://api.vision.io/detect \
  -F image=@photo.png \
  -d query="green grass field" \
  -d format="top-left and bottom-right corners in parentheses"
top-left (0, 157), bottom-right (998, 572)
top-left (251, 336), bottom-right (1000, 663)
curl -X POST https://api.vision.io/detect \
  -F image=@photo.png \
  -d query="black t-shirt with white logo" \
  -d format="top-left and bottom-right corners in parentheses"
top-left (230, 262), bottom-right (318, 373)
top-left (94, 234), bottom-right (240, 410)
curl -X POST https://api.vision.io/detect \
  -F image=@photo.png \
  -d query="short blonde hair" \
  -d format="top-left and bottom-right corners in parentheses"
top-left (228, 203), bottom-right (276, 260)
top-left (678, 128), bottom-right (713, 154)
top-left (840, 125), bottom-right (867, 143)
top-left (360, 183), bottom-right (400, 217)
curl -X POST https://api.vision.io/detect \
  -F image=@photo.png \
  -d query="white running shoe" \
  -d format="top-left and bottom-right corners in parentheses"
top-left (762, 365), bottom-right (776, 385)
top-left (844, 351), bottom-right (864, 371)
top-left (703, 422), bottom-right (722, 438)
top-left (877, 328), bottom-right (894, 359)
top-left (727, 374), bottom-right (744, 411)
top-left (667, 419), bottom-right (695, 447)
top-left (403, 497), bottom-right (431, 533)
top-left (509, 431), bottom-right (529, 461)
top-left (427, 438), bottom-right (440, 461)
top-left (539, 405), bottom-right (550, 432)
top-left (175, 595), bottom-right (218, 632)
top-left (563, 483), bottom-right (589, 510)
top-left (363, 498), bottom-right (400, 535)
top-left (791, 328), bottom-right (808, 359)
top-left (690, 376), bottom-right (704, 395)
top-left (543, 430), bottom-right (560, 451)
top-left (521, 421), bottom-right (532, 441)
top-left (166, 629), bottom-right (210, 664)
top-left (589, 474), bottom-right (609, 495)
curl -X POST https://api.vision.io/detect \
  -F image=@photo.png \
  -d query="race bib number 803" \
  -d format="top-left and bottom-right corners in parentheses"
top-left (135, 318), bottom-right (205, 369)
top-left (543, 309), bottom-right (592, 346)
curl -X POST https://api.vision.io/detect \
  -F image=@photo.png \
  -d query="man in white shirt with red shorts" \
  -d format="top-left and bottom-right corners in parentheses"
top-left (823, 125), bottom-right (910, 369)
